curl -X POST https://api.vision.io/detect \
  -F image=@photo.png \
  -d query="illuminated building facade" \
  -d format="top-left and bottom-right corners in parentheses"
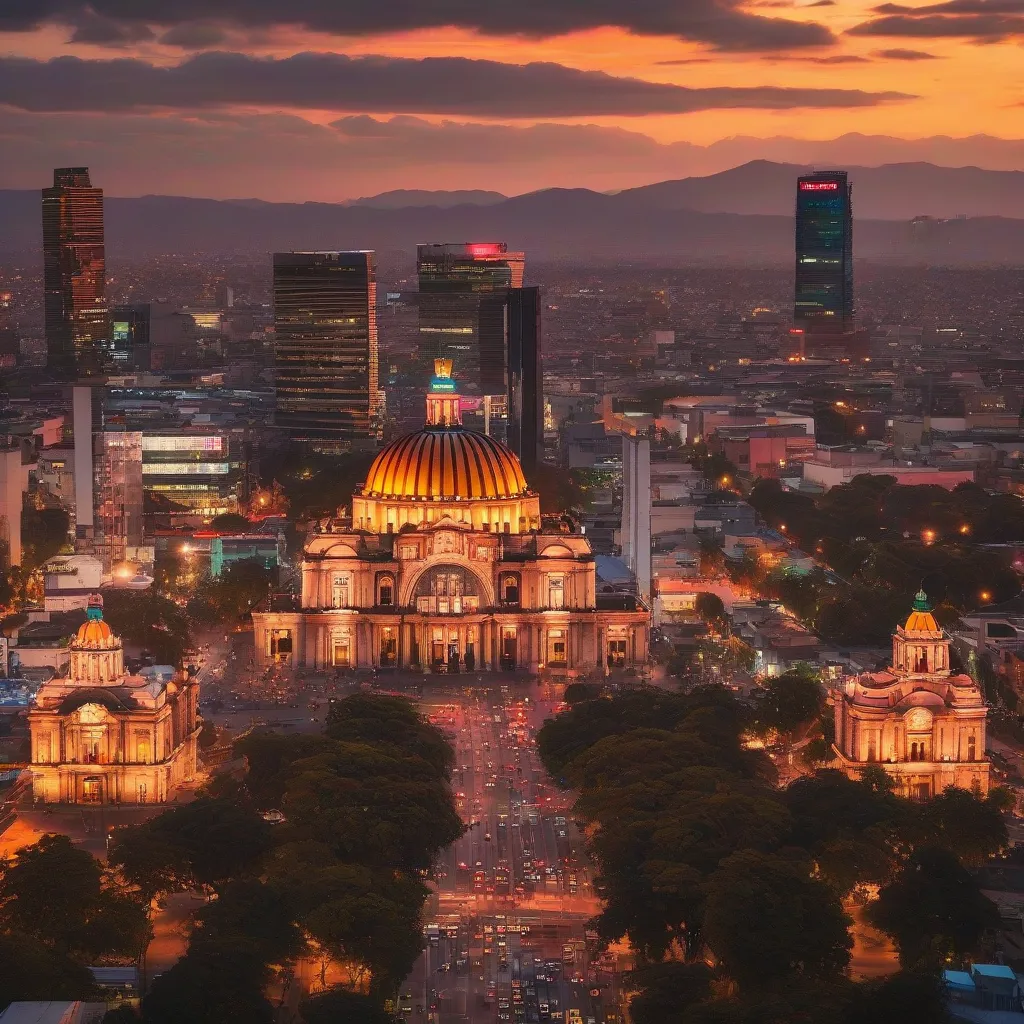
top-left (28, 596), bottom-right (199, 804)
top-left (794, 171), bottom-right (853, 335)
top-left (832, 591), bottom-right (990, 798)
top-left (141, 430), bottom-right (247, 519)
top-left (253, 362), bottom-right (648, 675)
top-left (42, 167), bottom-right (108, 378)
top-left (274, 251), bottom-right (380, 447)
top-left (417, 243), bottom-right (525, 394)
top-left (109, 304), bottom-right (151, 371)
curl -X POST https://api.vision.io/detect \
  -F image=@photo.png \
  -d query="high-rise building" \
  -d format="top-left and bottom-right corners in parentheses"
top-left (794, 171), bottom-right (853, 335)
top-left (506, 287), bottom-right (543, 474)
top-left (42, 167), bottom-right (107, 378)
top-left (273, 251), bottom-right (380, 447)
top-left (110, 304), bottom-right (151, 371)
top-left (417, 243), bottom-right (525, 393)
top-left (621, 435), bottom-right (652, 604)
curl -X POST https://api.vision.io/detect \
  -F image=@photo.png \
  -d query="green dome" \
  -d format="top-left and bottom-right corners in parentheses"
top-left (912, 589), bottom-right (931, 612)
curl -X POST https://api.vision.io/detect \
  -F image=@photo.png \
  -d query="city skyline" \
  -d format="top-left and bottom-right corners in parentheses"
top-left (2, 4), bottom-right (1024, 200)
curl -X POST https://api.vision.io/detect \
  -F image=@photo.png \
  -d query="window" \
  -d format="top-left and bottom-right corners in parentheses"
top-left (332, 574), bottom-right (351, 609)
top-left (378, 575), bottom-right (394, 607)
top-left (968, 735), bottom-right (977, 761)
top-left (547, 575), bottom-right (565, 610)
top-left (501, 574), bottom-right (520, 606)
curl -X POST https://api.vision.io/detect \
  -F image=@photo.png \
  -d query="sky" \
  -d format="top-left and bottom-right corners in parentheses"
top-left (0, 0), bottom-right (1022, 200)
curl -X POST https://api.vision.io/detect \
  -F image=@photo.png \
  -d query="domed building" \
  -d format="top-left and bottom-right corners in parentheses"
top-left (832, 590), bottom-right (990, 798)
top-left (28, 595), bottom-right (200, 804)
top-left (253, 362), bottom-right (649, 674)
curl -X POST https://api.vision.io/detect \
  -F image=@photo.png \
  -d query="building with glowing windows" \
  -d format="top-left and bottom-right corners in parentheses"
top-left (42, 167), bottom-right (108, 379)
top-left (832, 591), bottom-right (990, 798)
top-left (794, 171), bottom-right (853, 335)
top-left (28, 596), bottom-right (199, 805)
top-left (417, 243), bottom-right (525, 395)
top-left (273, 251), bottom-right (380, 448)
top-left (253, 361), bottom-right (648, 674)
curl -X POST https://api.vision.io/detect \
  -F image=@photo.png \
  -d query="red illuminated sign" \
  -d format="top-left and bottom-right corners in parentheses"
top-left (467, 243), bottom-right (503, 257)
top-left (800, 181), bottom-right (840, 191)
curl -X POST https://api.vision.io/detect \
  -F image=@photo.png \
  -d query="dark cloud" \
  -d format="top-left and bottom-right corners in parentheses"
top-left (66, 9), bottom-right (155, 46)
top-left (850, 0), bottom-right (1024, 37)
top-left (158, 23), bottom-right (229, 48)
top-left (0, 0), bottom-right (834, 52)
top-left (774, 53), bottom-right (873, 61)
top-left (0, 52), bottom-right (914, 118)
top-left (873, 46), bottom-right (941, 57)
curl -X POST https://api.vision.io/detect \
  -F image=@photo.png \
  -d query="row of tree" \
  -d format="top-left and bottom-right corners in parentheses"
top-left (537, 686), bottom-right (1009, 1023)
top-left (101, 692), bottom-right (461, 1024)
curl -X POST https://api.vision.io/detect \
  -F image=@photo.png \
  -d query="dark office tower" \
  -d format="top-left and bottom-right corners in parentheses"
top-left (42, 167), bottom-right (107, 379)
top-left (417, 242), bottom-right (525, 393)
top-left (110, 304), bottom-right (151, 371)
top-left (506, 287), bottom-right (543, 474)
top-left (794, 170), bottom-right (854, 334)
top-left (273, 252), bottom-right (379, 448)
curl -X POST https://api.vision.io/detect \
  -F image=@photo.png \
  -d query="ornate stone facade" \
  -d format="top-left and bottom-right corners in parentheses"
top-left (253, 362), bottom-right (649, 675)
top-left (28, 596), bottom-right (200, 804)
top-left (832, 591), bottom-right (990, 798)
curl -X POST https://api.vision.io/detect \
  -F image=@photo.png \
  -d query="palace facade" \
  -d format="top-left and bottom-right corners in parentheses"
top-left (253, 362), bottom-right (649, 675)
top-left (28, 596), bottom-right (200, 804)
top-left (832, 591), bottom-right (990, 798)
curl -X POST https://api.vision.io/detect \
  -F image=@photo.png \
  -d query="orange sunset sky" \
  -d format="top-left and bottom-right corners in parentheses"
top-left (1, 1), bottom-right (1022, 200)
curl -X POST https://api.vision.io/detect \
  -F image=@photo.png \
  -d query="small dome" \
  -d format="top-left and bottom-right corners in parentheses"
top-left (362, 427), bottom-right (529, 501)
top-left (904, 589), bottom-right (939, 634)
top-left (73, 594), bottom-right (120, 649)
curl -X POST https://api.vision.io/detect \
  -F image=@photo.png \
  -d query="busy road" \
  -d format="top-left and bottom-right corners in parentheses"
top-left (403, 686), bottom-right (622, 1024)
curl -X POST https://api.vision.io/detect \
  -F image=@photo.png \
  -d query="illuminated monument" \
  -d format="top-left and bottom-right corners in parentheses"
top-left (28, 596), bottom-right (199, 804)
top-left (832, 591), bottom-right (990, 798)
top-left (253, 361), bottom-right (649, 674)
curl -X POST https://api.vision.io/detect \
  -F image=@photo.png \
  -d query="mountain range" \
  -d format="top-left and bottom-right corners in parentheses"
top-left (2, 160), bottom-right (1023, 263)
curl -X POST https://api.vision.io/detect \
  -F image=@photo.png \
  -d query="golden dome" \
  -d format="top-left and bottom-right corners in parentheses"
top-left (362, 427), bottom-right (529, 501)
top-left (73, 595), bottom-right (119, 649)
top-left (74, 618), bottom-right (116, 648)
top-left (903, 589), bottom-right (939, 634)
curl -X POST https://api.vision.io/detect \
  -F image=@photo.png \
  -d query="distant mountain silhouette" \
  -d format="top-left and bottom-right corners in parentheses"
top-left (346, 189), bottom-right (506, 208)
top-left (2, 160), bottom-right (1023, 263)
top-left (618, 160), bottom-right (1024, 219)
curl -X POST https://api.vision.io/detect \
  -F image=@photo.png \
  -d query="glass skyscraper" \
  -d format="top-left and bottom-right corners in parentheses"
top-left (506, 286), bottom-right (543, 474)
top-left (42, 167), bottom-right (108, 379)
top-left (273, 251), bottom-right (380, 447)
top-left (417, 242), bottom-right (525, 393)
top-left (794, 171), bottom-right (853, 334)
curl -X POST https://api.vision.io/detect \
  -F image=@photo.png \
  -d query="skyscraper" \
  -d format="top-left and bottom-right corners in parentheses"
top-left (417, 242), bottom-right (525, 393)
top-left (506, 286), bottom-right (543, 474)
top-left (621, 435), bottom-right (652, 604)
top-left (42, 167), bottom-right (107, 378)
top-left (794, 171), bottom-right (853, 334)
top-left (273, 251), bottom-right (380, 447)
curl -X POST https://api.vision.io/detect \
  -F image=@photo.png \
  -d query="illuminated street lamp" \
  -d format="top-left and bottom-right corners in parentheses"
top-left (980, 591), bottom-right (992, 603)
top-left (959, 524), bottom-right (971, 535)
top-left (922, 529), bottom-right (936, 545)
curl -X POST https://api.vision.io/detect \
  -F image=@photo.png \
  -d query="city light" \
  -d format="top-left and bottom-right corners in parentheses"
top-left (922, 529), bottom-right (936, 544)
top-left (981, 591), bottom-right (992, 603)
top-left (959, 524), bottom-right (971, 535)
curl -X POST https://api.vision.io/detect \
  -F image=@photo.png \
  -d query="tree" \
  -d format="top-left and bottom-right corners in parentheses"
top-left (142, 940), bottom-right (275, 1024)
top-left (703, 850), bottom-right (852, 988)
top-left (628, 963), bottom-right (713, 1024)
top-left (109, 796), bottom-right (273, 897)
top-left (301, 988), bottom-right (400, 1024)
top-left (695, 592), bottom-right (727, 630)
top-left (204, 559), bottom-right (275, 623)
top-left (0, 834), bottom-right (149, 960)
top-left (21, 507), bottom-right (71, 572)
top-left (563, 682), bottom-right (602, 705)
top-left (192, 879), bottom-right (305, 967)
top-left (917, 786), bottom-right (1008, 865)
top-left (102, 589), bottom-right (193, 665)
top-left (843, 970), bottom-right (951, 1024)
top-left (867, 846), bottom-right (999, 968)
top-left (0, 932), bottom-right (97, 1012)
top-left (755, 667), bottom-right (824, 741)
